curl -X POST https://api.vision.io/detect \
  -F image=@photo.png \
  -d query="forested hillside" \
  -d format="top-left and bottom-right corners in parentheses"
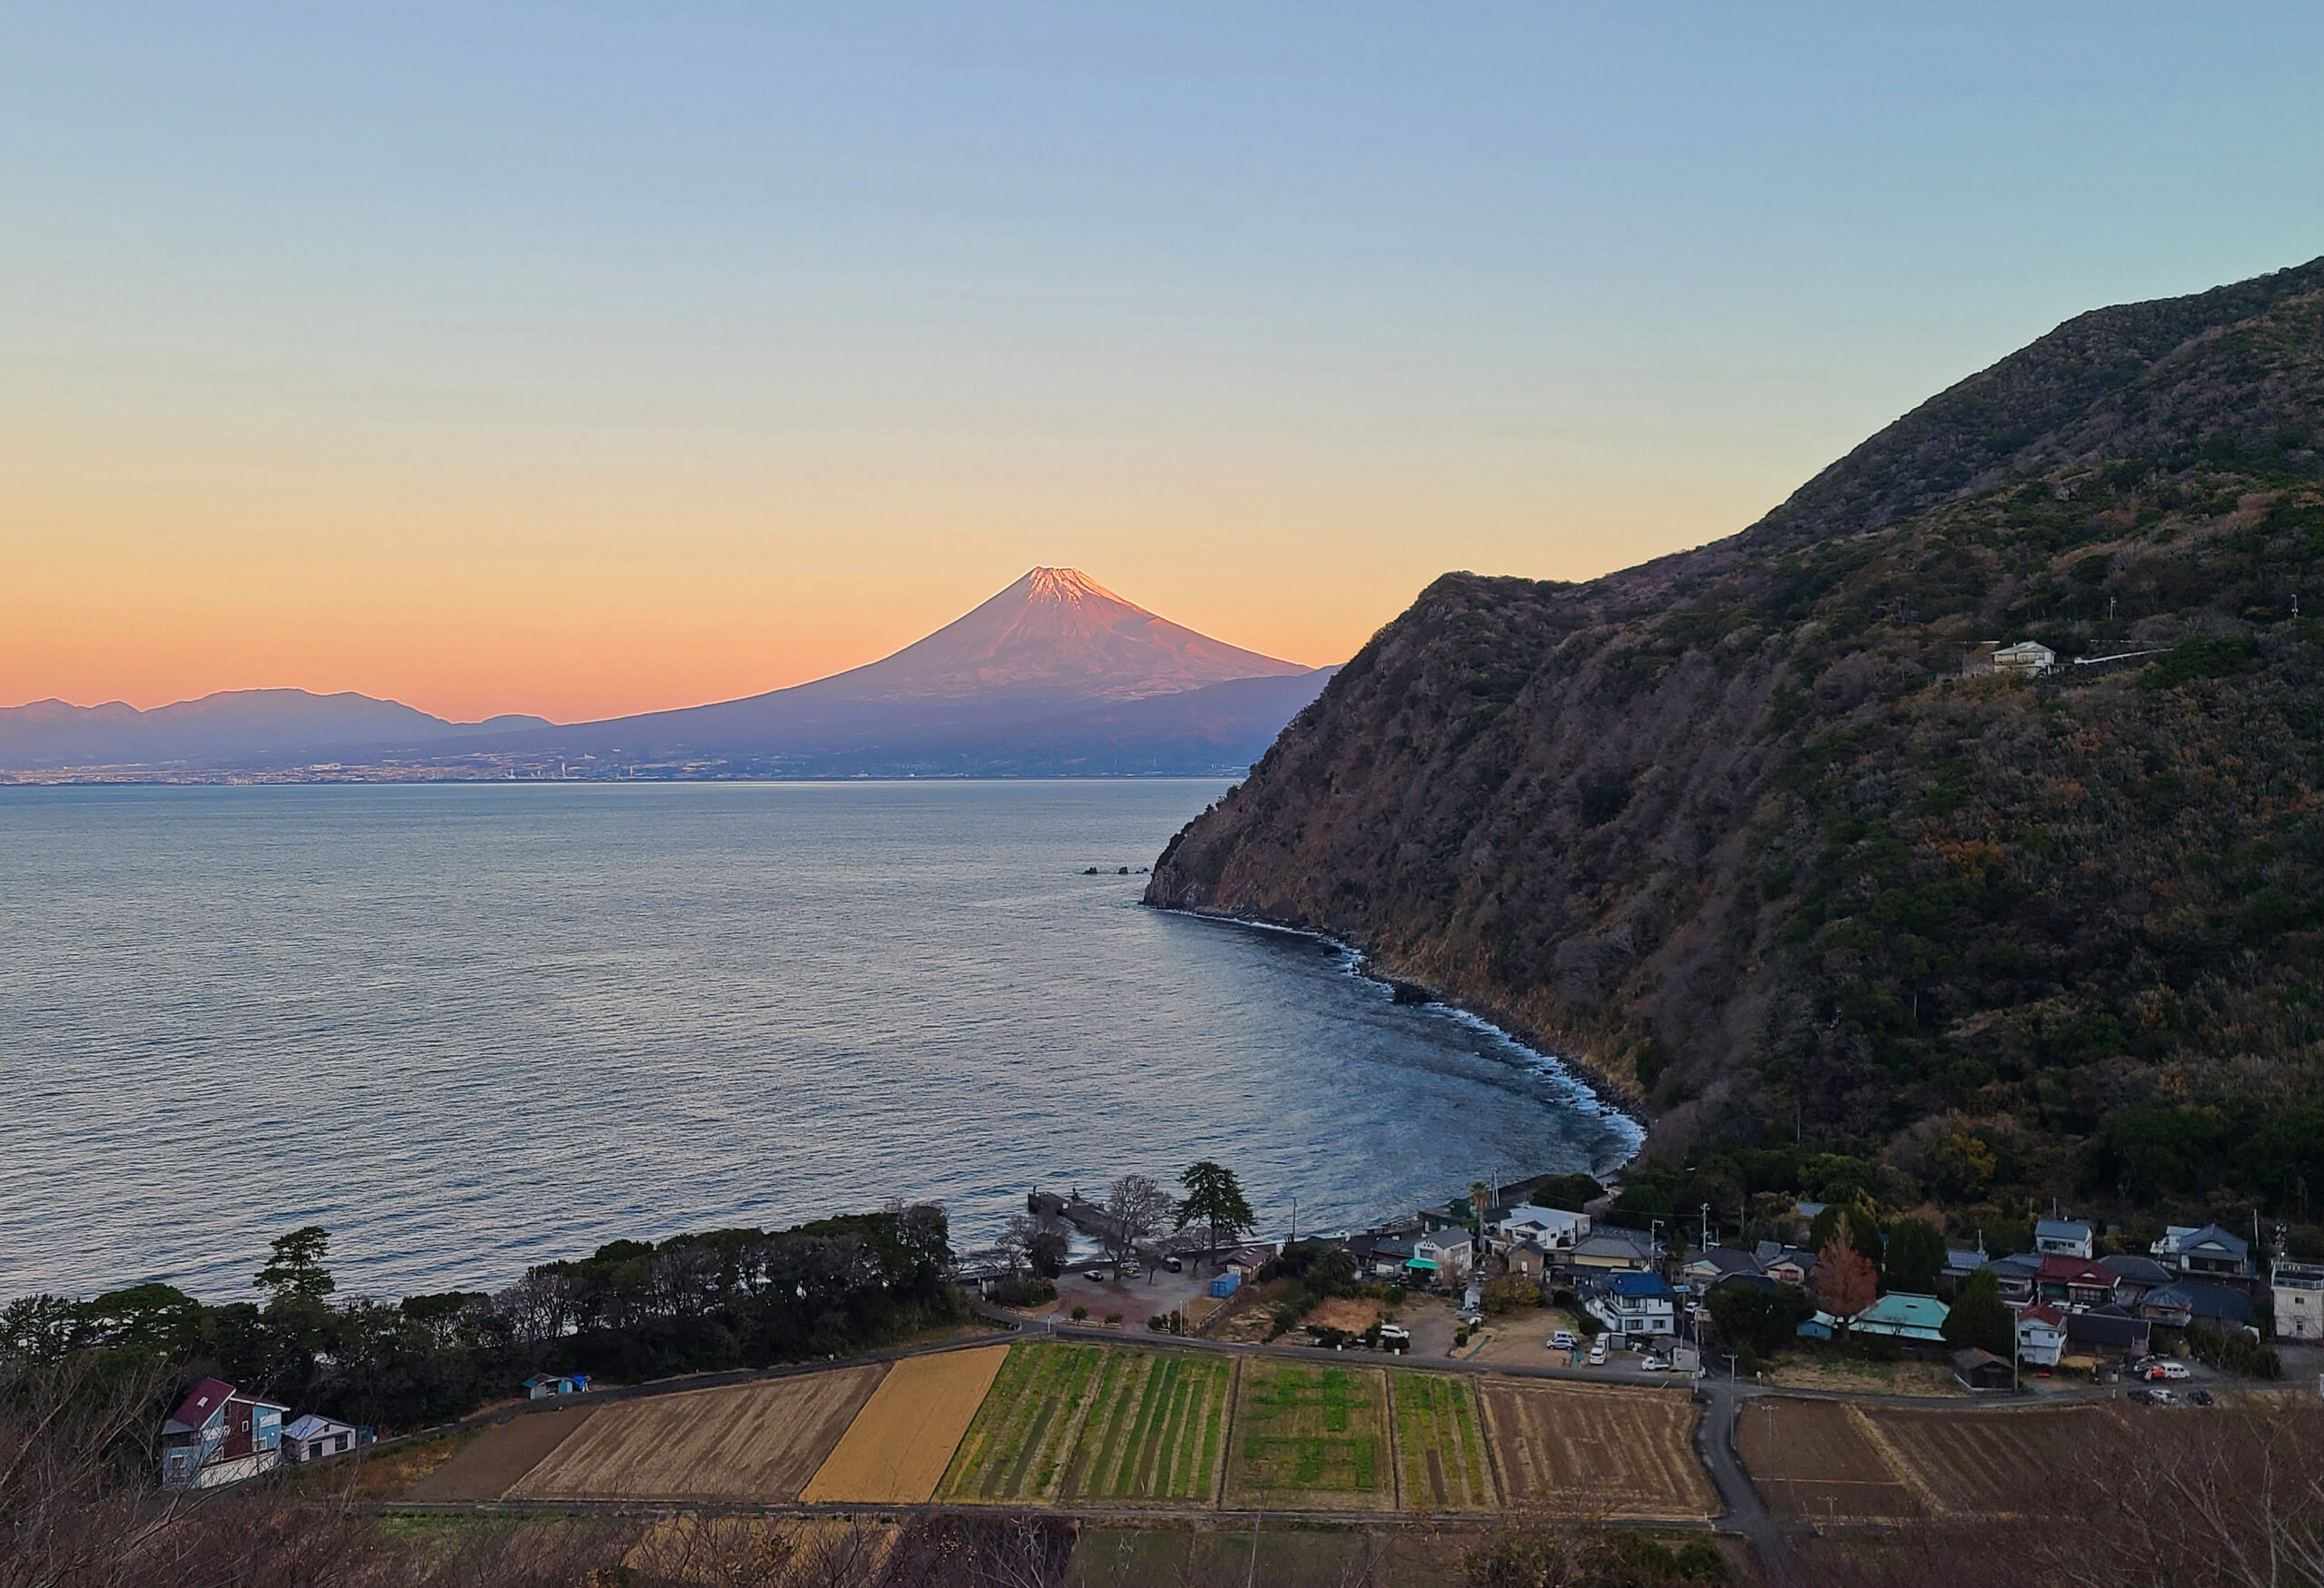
top-left (1148, 258), bottom-right (2324, 1238)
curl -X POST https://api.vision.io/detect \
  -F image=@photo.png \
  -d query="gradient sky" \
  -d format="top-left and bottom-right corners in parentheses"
top-left (5, 5), bottom-right (2321, 723)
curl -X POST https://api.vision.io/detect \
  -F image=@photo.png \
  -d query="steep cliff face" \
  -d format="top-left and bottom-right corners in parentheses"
top-left (1148, 259), bottom-right (2324, 1213)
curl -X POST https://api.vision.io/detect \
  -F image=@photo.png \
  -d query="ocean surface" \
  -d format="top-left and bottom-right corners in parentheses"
top-left (1, 781), bottom-right (1638, 1303)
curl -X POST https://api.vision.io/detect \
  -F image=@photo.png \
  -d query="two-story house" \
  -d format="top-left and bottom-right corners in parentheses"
top-left (160, 1378), bottom-right (289, 1491)
top-left (2271, 1259), bottom-right (2324, 1342)
top-left (2034, 1218), bottom-right (2095, 1259)
top-left (2152, 1225), bottom-right (2254, 1285)
top-left (1587, 1272), bottom-right (1677, 1339)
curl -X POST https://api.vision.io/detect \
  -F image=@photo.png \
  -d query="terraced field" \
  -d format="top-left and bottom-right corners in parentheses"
top-left (1225, 1364), bottom-right (1393, 1511)
top-left (938, 1344), bottom-right (1101, 1503)
top-left (1733, 1397), bottom-right (1924, 1521)
top-left (1390, 1373), bottom-right (1496, 1513)
top-left (1859, 1403), bottom-right (2112, 1519)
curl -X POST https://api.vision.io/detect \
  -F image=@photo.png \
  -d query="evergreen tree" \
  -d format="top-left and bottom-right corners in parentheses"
top-left (1941, 1267), bottom-right (2014, 1357)
top-left (1884, 1217), bottom-right (1947, 1294)
top-left (1176, 1161), bottom-right (1256, 1267)
top-left (255, 1226), bottom-right (335, 1303)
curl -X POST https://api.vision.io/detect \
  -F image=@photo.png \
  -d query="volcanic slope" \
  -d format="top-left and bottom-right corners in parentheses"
top-left (1148, 256), bottom-right (2324, 1220)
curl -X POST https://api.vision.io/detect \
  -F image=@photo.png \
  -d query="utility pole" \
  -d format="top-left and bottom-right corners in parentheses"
top-left (1701, 1202), bottom-right (1712, 1253)
top-left (1725, 1353), bottom-right (1738, 1384)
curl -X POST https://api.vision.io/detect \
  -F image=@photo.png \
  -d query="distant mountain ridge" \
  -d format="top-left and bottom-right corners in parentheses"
top-left (3, 568), bottom-right (1324, 777)
top-left (0, 689), bottom-right (548, 771)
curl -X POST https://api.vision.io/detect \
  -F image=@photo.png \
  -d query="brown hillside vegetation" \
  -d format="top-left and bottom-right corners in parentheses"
top-left (1149, 256), bottom-right (2324, 1229)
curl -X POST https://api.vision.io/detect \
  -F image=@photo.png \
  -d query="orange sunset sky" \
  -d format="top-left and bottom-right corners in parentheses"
top-left (6, 8), bottom-right (2314, 725)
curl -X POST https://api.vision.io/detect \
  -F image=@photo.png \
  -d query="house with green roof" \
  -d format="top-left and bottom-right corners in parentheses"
top-left (1847, 1292), bottom-right (1950, 1346)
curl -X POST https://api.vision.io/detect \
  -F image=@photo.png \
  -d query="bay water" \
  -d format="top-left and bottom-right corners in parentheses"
top-left (0, 781), bottom-right (1636, 1303)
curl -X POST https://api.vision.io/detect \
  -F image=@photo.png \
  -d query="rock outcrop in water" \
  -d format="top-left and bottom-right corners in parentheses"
top-left (1148, 258), bottom-right (2324, 1212)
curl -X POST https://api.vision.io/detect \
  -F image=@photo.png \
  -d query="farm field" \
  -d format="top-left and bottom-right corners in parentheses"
top-left (509, 1366), bottom-right (884, 1501)
top-left (1059, 1346), bottom-right (1234, 1504)
top-left (938, 1343), bottom-right (1105, 1504)
top-left (1224, 1363), bottom-right (1393, 1511)
top-left (1733, 1398), bottom-right (1925, 1521)
top-left (800, 1346), bottom-right (1009, 1504)
top-left (1480, 1380), bottom-right (1718, 1520)
top-left (1862, 1404), bottom-right (2112, 1518)
top-left (404, 1406), bottom-right (596, 1501)
top-left (1391, 1373), bottom-right (1496, 1512)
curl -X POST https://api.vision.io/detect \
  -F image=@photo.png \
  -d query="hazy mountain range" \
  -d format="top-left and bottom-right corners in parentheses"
top-left (3, 568), bottom-right (1330, 778)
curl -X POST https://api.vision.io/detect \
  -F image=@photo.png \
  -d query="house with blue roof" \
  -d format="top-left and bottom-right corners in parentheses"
top-left (1587, 1270), bottom-right (1677, 1339)
top-left (1847, 1292), bottom-right (1950, 1346)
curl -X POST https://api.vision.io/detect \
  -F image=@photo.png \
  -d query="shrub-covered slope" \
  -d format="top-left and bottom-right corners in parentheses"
top-left (1147, 258), bottom-right (2324, 1226)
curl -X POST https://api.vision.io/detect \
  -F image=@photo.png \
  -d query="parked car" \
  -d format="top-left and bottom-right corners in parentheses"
top-left (1550, 1331), bottom-right (1577, 1351)
top-left (1084, 1267), bottom-right (1112, 1282)
top-left (1455, 1309), bottom-right (1484, 1327)
top-left (1118, 1260), bottom-right (1141, 1277)
top-left (2151, 1387), bottom-right (2177, 1406)
top-left (1165, 1257), bottom-right (1184, 1273)
top-left (2127, 1387), bottom-right (2157, 1405)
top-left (2158, 1360), bottom-right (2191, 1380)
top-left (1640, 1355), bottom-right (1671, 1372)
top-left (2190, 1389), bottom-right (2215, 1406)
top-left (1588, 1338), bottom-right (1608, 1365)
top-left (1376, 1326), bottom-right (1412, 1353)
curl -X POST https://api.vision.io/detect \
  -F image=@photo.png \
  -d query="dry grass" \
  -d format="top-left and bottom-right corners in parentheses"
top-left (509, 1366), bottom-right (885, 1502)
top-left (1863, 1402), bottom-right (2119, 1518)
top-left (403, 1407), bottom-right (598, 1501)
top-left (1479, 1379), bottom-right (1718, 1521)
top-left (799, 1346), bottom-right (1009, 1504)
top-left (1762, 1356), bottom-right (1966, 1397)
top-left (1304, 1297), bottom-right (1386, 1333)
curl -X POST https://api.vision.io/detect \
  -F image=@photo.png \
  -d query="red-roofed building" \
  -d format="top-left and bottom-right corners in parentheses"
top-left (161, 1377), bottom-right (289, 1490)
top-left (2034, 1256), bottom-right (2116, 1310)
top-left (2015, 1303), bottom-right (2066, 1367)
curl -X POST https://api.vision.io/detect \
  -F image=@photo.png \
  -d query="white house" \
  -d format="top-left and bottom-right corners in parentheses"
top-left (281, 1414), bottom-right (368, 1464)
top-left (2034, 1218), bottom-right (2094, 1259)
top-left (2272, 1259), bottom-right (2324, 1342)
top-left (2015, 1304), bottom-right (2066, 1368)
top-left (1493, 1205), bottom-right (1590, 1253)
top-left (160, 1378), bottom-right (288, 1491)
top-left (1586, 1272), bottom-right (1678, 1338)
top-left (1994, 641), bottom-right (2057, 676)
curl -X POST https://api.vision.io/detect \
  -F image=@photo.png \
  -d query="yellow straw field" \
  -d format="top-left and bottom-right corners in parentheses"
top-left (800, 1346), bottom-right (1010, 1504)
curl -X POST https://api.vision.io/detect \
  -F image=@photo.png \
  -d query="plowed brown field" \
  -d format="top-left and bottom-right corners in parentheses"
top-left (1479, 1380), bottom-right (1716, 1520)
top-left (1733, 1398), bottom-right (1924, 1521)
top-left (508, 1366), bottom-right (886, 1501)
top-left (1862, 1403), bottom-right (2114, 1518)
top-left (800, 1346), bottom-right (1009, 1504)
top-left (404, 1406), bottom-right (596, 1501)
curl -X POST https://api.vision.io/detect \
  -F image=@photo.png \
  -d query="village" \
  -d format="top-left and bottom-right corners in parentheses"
top-left (132, 1160), bottom-right (2324, 1587)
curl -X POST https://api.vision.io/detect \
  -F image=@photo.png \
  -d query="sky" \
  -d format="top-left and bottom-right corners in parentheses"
top-left (5, 5), bottom-right (2321, 724)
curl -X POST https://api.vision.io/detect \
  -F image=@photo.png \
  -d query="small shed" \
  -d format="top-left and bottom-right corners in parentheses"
top-left (524, 1373), bottom-right (590, 1400)
top-left (1207, 1273), bottom-right (1240, 1300)
top-left (1953, 1348), bottom-right (2014, 1392)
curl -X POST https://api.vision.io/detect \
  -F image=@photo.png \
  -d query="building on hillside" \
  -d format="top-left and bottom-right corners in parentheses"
top-left (1953, 1348), bottom-right (2015, 1392)
top-left (1346, 1233), bottom-right (1414, 1280)
top-left (2272, 1259), bottom-right (2324, 1342)
top-left (281, 1415), bottom-right (370, 1464)
top-left (1755, 1243), bottom-right (1818, 1287)
top-left (1504, 1238), bottom-right (1550, 1285)
top-left (1493, 1205), bottom-right (1590, 1254)
top-left (1587, 1272), bottom-right (1678, 1339)
top-left (1940, 1245), bottom-right (1990, 1297)
top-left (524, 1373), bottom-right (590, 1400)
top-left (160, 1378), bottom-right (289, 1491)
top-left (2064, 1307), bottom-right (2149, 1361)
top-left (1568, 1229), bottom-right (1659, 1274)
top-left (1414, 1229), bottom-right (1474, 1282)
top-left (2035, 1256), bottom-right (2118, 1310)
top-left (2100, 1254), bottom-right (2176, 1309)
top-left (1226, 1244), bottom-right (1277, 1278)
top-left (1680, 1248), bottom-right (1767, 1291)
top-left (1993, 640), bottom-right (2058, 676)
top-left (1849, 1293), bottom-right (1951, 1347)
top-left (1989, 1253), bottom-right (2041, 1307)
top-left (2152, 1225), bottom-right (2254, 1285)
top-left (2015, 1304), bottom-right (2066, 1368)
top-left (2141, 1281), bottom-right (2256, 1333)
top-left (2034, 1218), bottom-right (2095, 1259)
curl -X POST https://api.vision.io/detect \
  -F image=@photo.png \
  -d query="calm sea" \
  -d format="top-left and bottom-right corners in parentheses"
top-left (1, 781), bottom-right (1637, 1303)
